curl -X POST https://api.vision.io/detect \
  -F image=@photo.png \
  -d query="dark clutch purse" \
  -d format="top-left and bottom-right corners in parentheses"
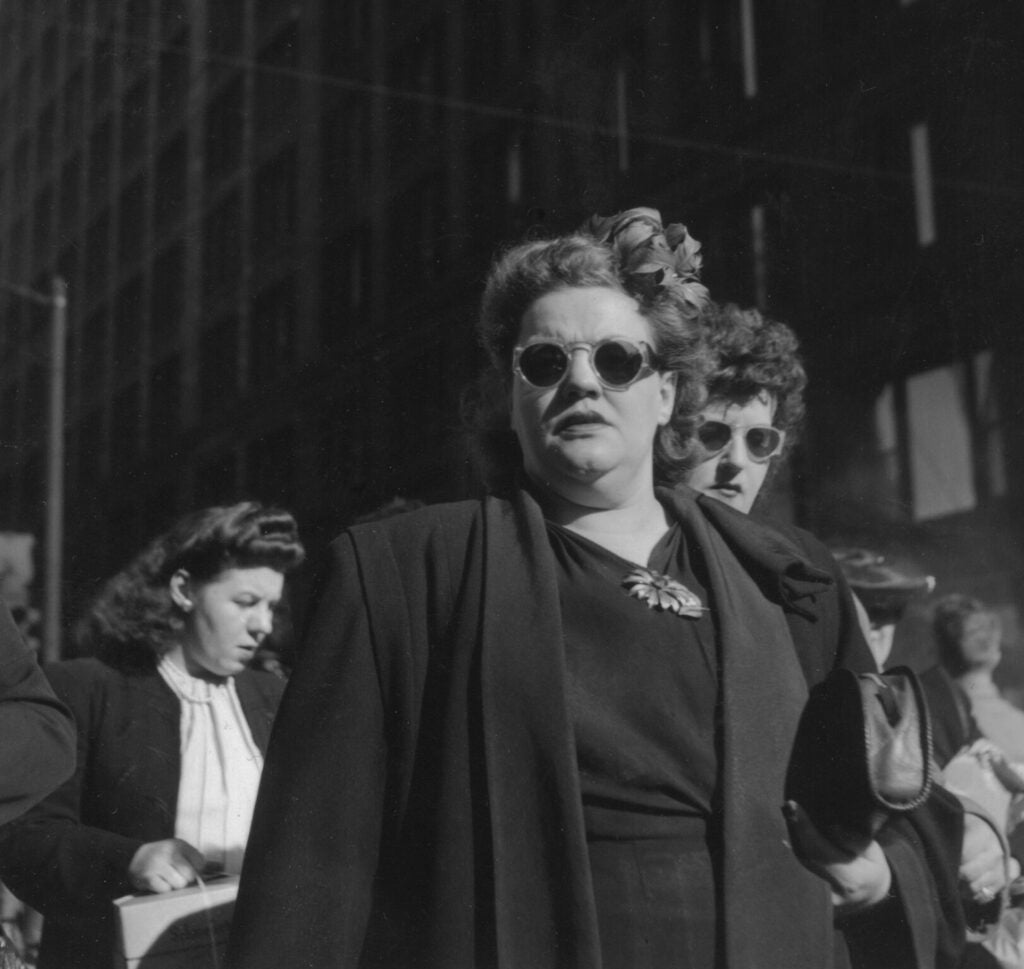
top-left (785, 666), bottom-right (934, 839)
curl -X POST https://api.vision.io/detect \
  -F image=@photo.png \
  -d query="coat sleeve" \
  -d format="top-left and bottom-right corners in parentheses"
top-left (779, 526), bottom-right (966, 968)
top-left (227, 533), bottom-right (389, 969)
top-left (0, 602), bottom-right (75, 826)
top-left (0, 662), bottom-right (146, 914)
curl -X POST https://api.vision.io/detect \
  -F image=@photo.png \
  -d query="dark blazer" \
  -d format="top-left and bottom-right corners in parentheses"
top-left (229, 489), bottom-right (963, 969)
top-left (0, 654), bottom-right (283, 969)
top-left (0, 602), bottom-right (75, 826)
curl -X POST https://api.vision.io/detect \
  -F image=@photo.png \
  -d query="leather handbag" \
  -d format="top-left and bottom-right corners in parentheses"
top-left (785, 666), bottom-right (934, 839)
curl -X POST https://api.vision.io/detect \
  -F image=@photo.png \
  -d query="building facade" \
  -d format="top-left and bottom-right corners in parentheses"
top-left (0, 0), bottom-right (1022, 667)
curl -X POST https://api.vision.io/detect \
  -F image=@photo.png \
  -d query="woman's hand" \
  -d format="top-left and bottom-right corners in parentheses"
top-left (783, 801), bottom-right (892, 914)
top-left (128, 838), bottom-right (206, 893)
top-left (960, 811), bottom-right (1018, 904)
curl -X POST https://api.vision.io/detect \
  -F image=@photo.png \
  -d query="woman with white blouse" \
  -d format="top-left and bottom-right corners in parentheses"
top-left (0, 502), bottom-right (304, 969)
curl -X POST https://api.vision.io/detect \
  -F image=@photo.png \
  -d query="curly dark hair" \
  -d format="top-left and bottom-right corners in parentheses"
top-left (465, 214), bottom-right (711, 493)
top-left (701, 303), bottom-right (807, 447)
top-left (76, 502), bottom-right (305, 662)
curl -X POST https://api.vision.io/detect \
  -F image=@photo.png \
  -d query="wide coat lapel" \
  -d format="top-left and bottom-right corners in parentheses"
top-left (480, 491), bottom-right (601, 969)
top-left (664, 490), bottom-right (835, 968)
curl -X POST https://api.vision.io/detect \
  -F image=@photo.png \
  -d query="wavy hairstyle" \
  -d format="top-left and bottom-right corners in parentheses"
top-left (465, 208), bottom-right (711, 492)
top-left (701, 303), bottom-right (807, 449)
top-left (932, 593), bottom-right (998, 677)
top-left (76, 502), bottom-right (305, 663)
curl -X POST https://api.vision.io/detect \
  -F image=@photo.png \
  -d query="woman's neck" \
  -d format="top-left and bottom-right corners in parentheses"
top-left (536, 481), bottom-right (672, 566)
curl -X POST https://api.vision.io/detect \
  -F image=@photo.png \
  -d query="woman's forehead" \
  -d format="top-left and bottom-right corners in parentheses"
top-left (518, 286), bottom-right (649, 341)
top-left (704, 391), bottom-right (777, 423)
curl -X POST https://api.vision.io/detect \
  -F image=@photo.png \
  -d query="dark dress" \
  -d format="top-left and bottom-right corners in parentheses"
top-left (549, 522), bottom-right (721, 968)
top-left (0, 654), bottom-right (284, 969)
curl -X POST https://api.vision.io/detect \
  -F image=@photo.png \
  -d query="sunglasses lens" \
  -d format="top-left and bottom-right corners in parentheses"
top-left (593, 340), bottom-right (644, 386)
top-left (519, 343), bottom-right (569, 387)
top-left (697, 421), bottom-right (732, 453)
top-left (746, 427), bottom-right (782, 459)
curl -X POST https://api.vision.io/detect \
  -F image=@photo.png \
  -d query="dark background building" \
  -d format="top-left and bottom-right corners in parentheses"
top-left (1, 0), bottom-right (1022, 678)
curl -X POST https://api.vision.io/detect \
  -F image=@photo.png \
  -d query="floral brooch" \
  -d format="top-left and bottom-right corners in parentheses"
top-left (621, 566), bottom-right (707, 618)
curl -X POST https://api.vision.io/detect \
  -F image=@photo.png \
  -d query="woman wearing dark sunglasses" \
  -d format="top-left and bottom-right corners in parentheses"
top-left (229, 210), bottom-right (962, 969)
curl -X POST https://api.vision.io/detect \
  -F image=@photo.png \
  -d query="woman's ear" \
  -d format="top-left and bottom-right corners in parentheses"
top-left (656, 371), bottom-right (677, 426)
top-left (169, 570), bottom-right (194, 613)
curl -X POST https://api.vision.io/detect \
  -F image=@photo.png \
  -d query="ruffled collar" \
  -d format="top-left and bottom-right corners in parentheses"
top-left (157, 653), bottom-right (229, 704)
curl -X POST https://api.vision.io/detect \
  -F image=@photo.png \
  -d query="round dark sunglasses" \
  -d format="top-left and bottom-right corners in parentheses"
top-left (512, 338), bottom-right (657, 390)
top-left (696, 420), bottom-right (785, 463)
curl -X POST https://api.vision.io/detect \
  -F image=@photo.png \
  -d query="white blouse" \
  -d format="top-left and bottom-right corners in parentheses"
top-left (157, 655), bottom-right (264, 875)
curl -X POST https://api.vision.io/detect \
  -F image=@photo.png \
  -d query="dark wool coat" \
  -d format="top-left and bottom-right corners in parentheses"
top-left (228, 489), bottom-right (963, 969)
top-left (0, 655), bottom-right (284, 969)
top-left (0, 602), bottom-right (75, 825)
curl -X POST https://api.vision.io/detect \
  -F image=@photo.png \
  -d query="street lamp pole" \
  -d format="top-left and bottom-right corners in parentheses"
top-left (0, 277), bottom-right (67, 662)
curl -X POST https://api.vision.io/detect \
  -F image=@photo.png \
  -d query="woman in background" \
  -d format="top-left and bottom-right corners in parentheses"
top-left (0, 502), bottom-right (304, 969)
top-left (684, 301), bottom-right (1009, 964)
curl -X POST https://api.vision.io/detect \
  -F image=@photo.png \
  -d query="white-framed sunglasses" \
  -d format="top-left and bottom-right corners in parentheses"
top-left (696, 419), bottom-right (785, 463)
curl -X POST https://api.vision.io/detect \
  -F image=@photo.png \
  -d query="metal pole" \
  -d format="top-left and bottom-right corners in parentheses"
top-left (43, 276), bottom-right (67, 663)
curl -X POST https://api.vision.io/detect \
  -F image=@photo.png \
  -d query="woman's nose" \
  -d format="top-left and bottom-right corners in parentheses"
top-left (561, 347), bottom-right (601, 395)
top-left (250, 604), bottom-right (274, 637)
top-left (723, 430), bottom-right (750, 465)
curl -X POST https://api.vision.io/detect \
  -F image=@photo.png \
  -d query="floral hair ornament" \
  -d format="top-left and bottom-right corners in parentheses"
top-left (583, 207), bottom-right (710, 318)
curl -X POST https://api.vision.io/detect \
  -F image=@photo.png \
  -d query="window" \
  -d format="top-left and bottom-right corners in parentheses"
top-left (320, 97), bottom-right (368, 220)
top-left (85, 215), bottom-right (110, 299)
top-left (32, 187), bottom-right (54, 266)
top-left (151, 244), bottom-right (184, 350)
top-left (906, 366), bottom-right (974, 519)
top-left (194, 448), bottom-right (238, 506)
top-left (159, 45), bottom-right (190, 119)
top-left (973, 350), bottom-right (1007, 499)
top-left (60, 156), bottom-right (81, 226)
top-left (92, 40), bottom-right (114, 106)
top-left (255, 24), bottom-right (298, 142)
top-left (80, 305), bottom-right (108, 398)
top-left (78, 408), bottom-right (105, 485)
top-left (121, 78), bottom-right (151, 170)
top-left (88, 116), bottom-right (113, 204)
top-left (740, 0), bottom-right (757, 97)
top-left (63, 69), bottom-right (85, 145)
top-left (38, 102), bottom-right (56, 163)
top-left (148, 353), bottom-right (181, 444)
top-left (155, 136), bottom-right (187, 230)
top-left (252, 147), bottom-right (297, 259)
top-left (246, 425), bottom-right (294, 505)
top-left (126, 0), bottom-right (152, 39)
top-left (111, 382), bottom-right (142, 474)
top-left (114, 276), bottom-right (145, 373)
top-left (161, 0), bottom-right (189, 40)
top-left (873, 351), bottom-right (1006, 521)
top-left (118, 176), bottom-right (148, 265)
top-left (203, 192), bottom-right (242, 300)
top-left (320, 233), bottom-right (367, 347)
top-left (205, 76), bottom-right (244, 186)
top-left (249, 278), bottom-right (296, 386)
top-left (208, 0), bottom-right (245, 54)
top-left (750, 203), bottom-right (767, 309)
top-left (909, 123), bottom-right (936, 246)
top-left (199, 315), bottom-right (239, 416)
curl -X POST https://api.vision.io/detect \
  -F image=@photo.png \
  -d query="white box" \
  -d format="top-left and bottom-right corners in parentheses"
top-left (113, 875), bottom-right (238, 969)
